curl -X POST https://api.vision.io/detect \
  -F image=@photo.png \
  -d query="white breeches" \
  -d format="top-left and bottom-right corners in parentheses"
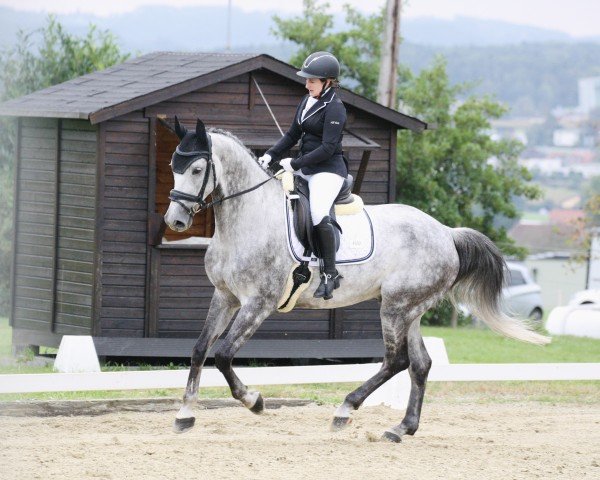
top-left (296, 171), bottom-right (345, 225)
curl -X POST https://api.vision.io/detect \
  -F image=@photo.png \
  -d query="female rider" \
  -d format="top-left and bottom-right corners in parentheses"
top-left (258, 51), bottom-right (348, 301)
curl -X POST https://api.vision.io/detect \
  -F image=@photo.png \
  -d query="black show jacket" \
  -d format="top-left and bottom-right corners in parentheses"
top-left (266, 88), bottom-right (348, 177)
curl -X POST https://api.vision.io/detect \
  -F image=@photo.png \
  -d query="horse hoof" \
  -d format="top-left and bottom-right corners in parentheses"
top-left (330, 416), bottom-right (351, 431)
top-left (381, 431), bottom-right (402, 443)
top-left (173, 417), bottom-right (195, 434)
top-left (249, 394), bottom-right (264, 414)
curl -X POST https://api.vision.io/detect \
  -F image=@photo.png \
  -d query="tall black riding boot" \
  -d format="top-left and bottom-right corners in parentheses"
top-left (313, 216), bottom-right (342, 300)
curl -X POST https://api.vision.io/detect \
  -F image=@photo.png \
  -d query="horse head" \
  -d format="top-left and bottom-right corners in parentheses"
top-left (164, 117), bottom-right (218, 232)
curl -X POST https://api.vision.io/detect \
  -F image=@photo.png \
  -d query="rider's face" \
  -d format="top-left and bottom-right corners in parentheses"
top-left (305, 78), bottom-right (329, 97)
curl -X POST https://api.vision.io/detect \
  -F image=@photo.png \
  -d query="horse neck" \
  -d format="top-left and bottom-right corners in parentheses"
top-left (210, 133), bottom-right (282, 236)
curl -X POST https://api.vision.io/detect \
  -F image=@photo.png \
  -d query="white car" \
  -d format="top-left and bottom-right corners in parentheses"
top-left (502, 261), bottom-right (544, 322)
top-left (461, 261), bottom-right (544, 323)
top-left (569, 289), bottom-right (600, 306)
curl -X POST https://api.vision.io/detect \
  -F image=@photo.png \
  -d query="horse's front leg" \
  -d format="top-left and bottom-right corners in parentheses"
top-left (213, 298), bottom-right (274, 413)
top-left (174, 289), bottom-right (239, 433)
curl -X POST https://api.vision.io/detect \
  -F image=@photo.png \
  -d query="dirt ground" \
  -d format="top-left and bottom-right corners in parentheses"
top-left (0, 400), bottom-right (599, 480)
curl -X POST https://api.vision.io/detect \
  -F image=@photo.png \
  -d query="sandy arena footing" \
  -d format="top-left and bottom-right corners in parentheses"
top-left (0, 400), bottom-right (599, 479)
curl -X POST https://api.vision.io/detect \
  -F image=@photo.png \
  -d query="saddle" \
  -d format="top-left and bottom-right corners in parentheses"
top-left (291, 174), bottom-right (362, 254)
top-left (277, 172), bottom-right (368, 312)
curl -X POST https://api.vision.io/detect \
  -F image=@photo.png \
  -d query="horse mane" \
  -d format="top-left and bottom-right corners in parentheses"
top-left (208, 128), bottom-right (258, 161)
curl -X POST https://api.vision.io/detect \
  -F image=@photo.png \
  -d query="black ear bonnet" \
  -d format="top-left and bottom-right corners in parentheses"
top-left (170, 118), bottom-right (212, 174)
top-left (171, 134), bottom-right (212, 174)
top-left (167, 117), bottom-right (276, 216)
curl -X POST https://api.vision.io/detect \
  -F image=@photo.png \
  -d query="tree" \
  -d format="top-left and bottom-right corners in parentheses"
top-left (395, 59), bottom-right (541, 326)
top-left (396, 57), bottom-right (541, 258)
top-left (566, 177), bottom-right (600, 267)
top-left (0, 17), bottom-right (129, 315)
top-left (272, 0), bottom-right (383, 99)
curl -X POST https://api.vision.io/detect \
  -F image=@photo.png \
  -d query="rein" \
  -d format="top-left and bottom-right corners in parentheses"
top-left (169, 136), bottom-right (277, 217)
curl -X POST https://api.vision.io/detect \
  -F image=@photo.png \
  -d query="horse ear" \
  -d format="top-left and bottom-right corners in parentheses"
top-left (196, 119), bottom-right (209, 151)
top-left (174, 115), bottom-right (187, 140)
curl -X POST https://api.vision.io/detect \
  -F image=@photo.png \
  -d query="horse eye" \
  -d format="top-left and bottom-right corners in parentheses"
top-left (191, 167), bottom-right (202, 175)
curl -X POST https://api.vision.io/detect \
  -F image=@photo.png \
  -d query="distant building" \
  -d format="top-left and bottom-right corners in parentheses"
top-left (509, 222), bottom-right (577, 255)
top-left (549, 209), bottom-right (584, 225)
top-left (578, 76), bottom-right (600, 114)
top-left (510, 209), bottom-right (585, 256)
top-left (552, 128), bottom-right (580, 147)
top-left (520, 157), bottom-right (562, 174)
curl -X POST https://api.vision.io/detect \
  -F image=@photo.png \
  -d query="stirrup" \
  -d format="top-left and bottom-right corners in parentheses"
top-left (313, 271), bottom-right (342, 300)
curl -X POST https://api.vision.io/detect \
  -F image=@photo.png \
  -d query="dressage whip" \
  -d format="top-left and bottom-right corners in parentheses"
top-left (252, 76), bottom-right (284, 137)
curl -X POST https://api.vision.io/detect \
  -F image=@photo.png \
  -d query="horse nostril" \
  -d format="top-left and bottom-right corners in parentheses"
top-left (174, 220), bottom-right (186, 230)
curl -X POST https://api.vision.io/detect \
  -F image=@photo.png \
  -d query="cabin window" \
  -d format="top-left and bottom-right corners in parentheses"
top-left (155, 120), bottom-right (215, 244)
top-left (153, 119), bottom-right (267, 246)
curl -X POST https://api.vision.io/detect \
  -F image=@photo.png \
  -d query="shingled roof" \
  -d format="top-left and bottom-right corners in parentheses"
top-left (0, 51), bottom-right (427, 131)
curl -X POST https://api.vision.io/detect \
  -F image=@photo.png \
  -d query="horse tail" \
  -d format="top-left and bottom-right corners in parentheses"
top-left (449, 227), bottom-right (551, 345)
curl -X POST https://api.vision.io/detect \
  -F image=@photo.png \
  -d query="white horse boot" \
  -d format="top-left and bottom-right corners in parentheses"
top-left (313, 216), bottom-right (342, 300)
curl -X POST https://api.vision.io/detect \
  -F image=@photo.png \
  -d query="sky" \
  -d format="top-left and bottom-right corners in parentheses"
top-left (0, 0), bottom-right (598, 37)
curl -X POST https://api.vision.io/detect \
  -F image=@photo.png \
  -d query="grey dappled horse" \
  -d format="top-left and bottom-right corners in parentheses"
top-left (164, 119), bottom-right (550, 442)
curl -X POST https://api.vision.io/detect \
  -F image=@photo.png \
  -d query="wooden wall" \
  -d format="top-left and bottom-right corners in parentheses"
top-left (11, 118), bottom-right (96, 335)
top-left (99, 112), bottom-right (150, 337)
top-left (344, 114), bottom-right (394, 205)
top-left (156, 249), bottom-right (212, 338)
top-left (55, 120), bottom-right (97, 333)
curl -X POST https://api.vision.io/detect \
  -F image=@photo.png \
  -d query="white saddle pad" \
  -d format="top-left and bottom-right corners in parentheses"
top-left (284, 198), bottom-right (375, 267)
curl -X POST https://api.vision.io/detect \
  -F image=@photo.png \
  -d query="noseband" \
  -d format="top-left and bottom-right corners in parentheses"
top-left (168, 136), bottom-right (276, 217)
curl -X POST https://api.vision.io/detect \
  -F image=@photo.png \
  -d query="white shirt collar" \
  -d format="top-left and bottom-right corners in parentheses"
top-left (301, 87), bottom-right (332, 121)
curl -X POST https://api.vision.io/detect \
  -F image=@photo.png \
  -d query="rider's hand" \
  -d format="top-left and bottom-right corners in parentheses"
top-left (258, 153), bottom-right (271, 169)
top-left (279, 158), bottom-right (295, 173)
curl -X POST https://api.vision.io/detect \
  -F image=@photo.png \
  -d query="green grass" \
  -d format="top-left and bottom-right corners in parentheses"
top-left (0, 383), bottom-right (361, 403)
top-left (425, 380), bottom-right (599, 405)
top-left (520, 211), bottom-right (549, 222)
top-left (0, 316), bottom-right (11, 356)
top-left (421, 326), bottom-right (600, 363)
top-left (0, 316), bottom-right (55, 373)
top-left (1, 381), bottom-right (597, 404)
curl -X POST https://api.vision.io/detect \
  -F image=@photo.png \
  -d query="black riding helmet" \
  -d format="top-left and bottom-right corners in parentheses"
top-left (296, 51), bottom-right (340, 79)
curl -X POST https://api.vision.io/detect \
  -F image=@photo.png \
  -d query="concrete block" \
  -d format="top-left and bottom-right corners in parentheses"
top-left (423, 336), bottom-right (450, 365)
top-left (54, 336), bottom-right (101, 373)
top-left (546, 306), bottom-right (600, 338)
top-left (563, 307), bottom-right (600, 339)
top-left (546, 306), bottom-right (569, 335)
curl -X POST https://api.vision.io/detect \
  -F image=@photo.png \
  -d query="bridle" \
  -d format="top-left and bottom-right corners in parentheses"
top-left (168, 135), bottom-right (277, 217)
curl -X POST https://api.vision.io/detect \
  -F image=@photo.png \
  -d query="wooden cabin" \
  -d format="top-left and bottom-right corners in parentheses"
top-left (0, 52), bottom-right (426, 359)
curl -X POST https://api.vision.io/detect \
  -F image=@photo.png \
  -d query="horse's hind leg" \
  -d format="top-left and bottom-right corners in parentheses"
top-left (174, 289), bottom-right (239, 433)
top-left (213, 298), bottom-right (273, 413)
top-left (331, 302), bottom-right (412, 430)
top-left (382, 320), bottom-right (432, 443)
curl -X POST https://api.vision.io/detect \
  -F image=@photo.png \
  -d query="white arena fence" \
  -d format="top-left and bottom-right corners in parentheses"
top-left (1, 336), bottom-right (599, 409)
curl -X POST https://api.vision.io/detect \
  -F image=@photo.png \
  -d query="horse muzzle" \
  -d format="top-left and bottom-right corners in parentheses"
top-left (164, 201), bottom-right (194, 232)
